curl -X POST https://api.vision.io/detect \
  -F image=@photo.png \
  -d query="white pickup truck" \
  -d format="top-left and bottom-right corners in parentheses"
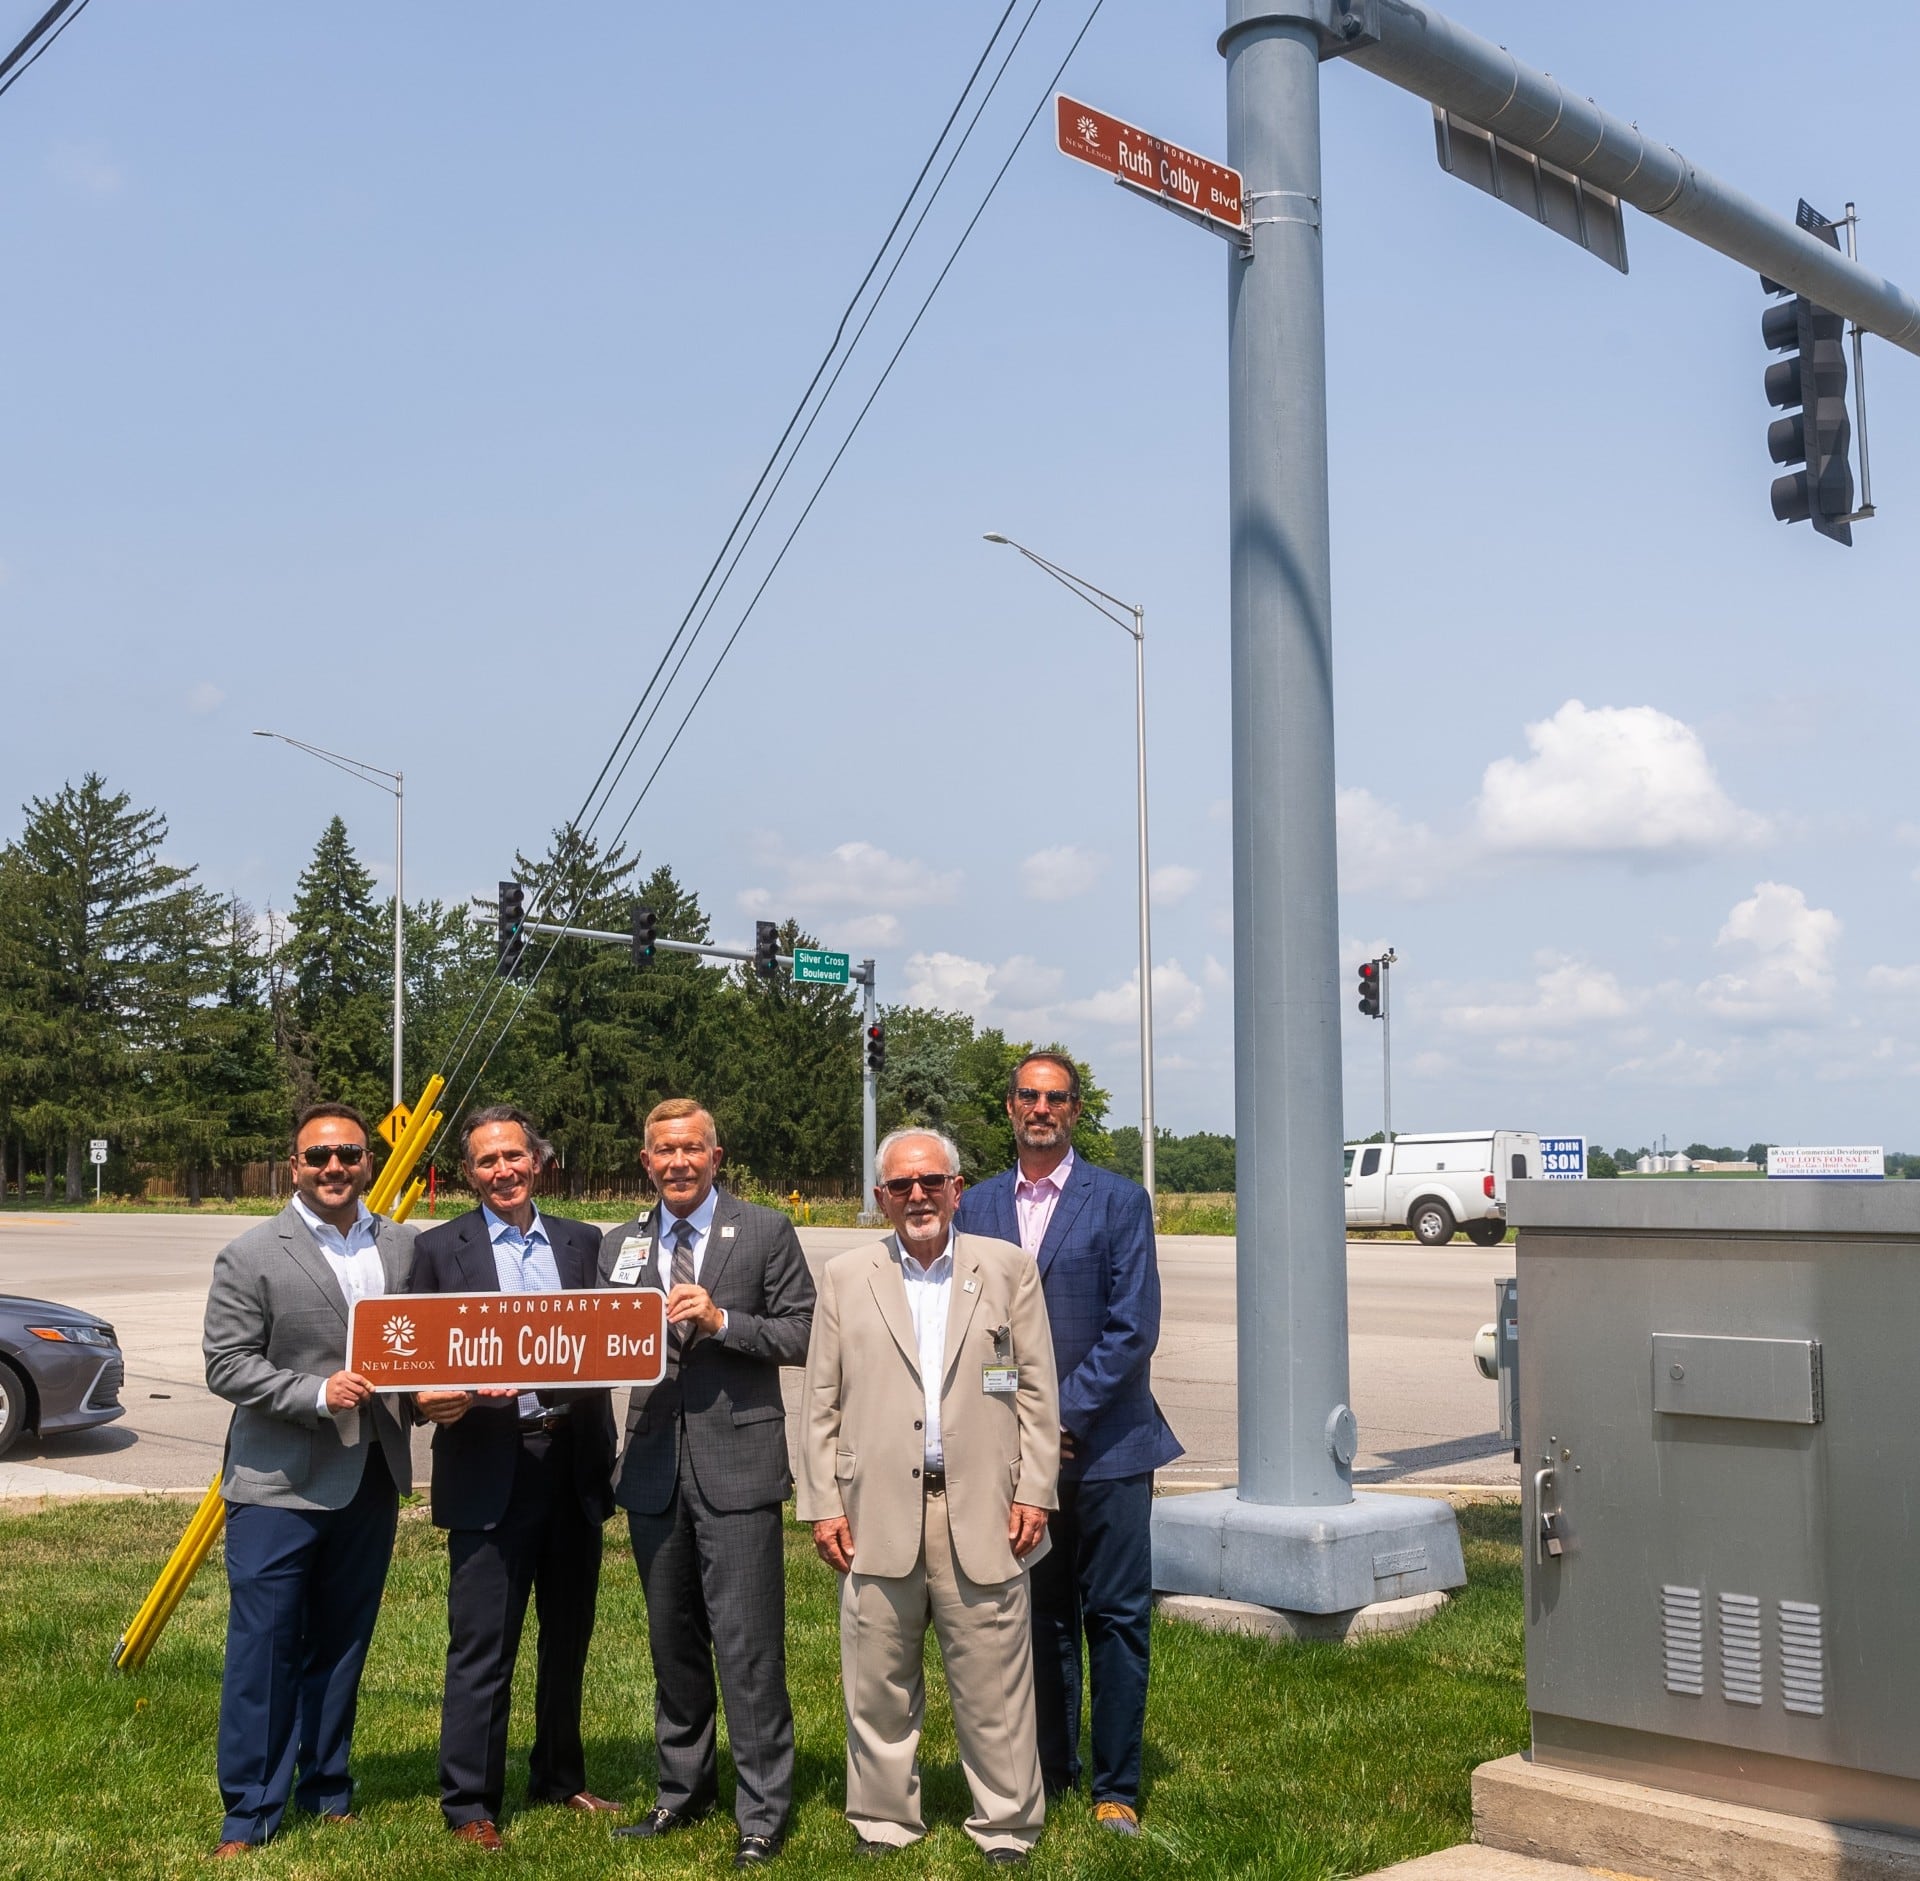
top-left (1343, 1129), bottom-right (1541, 1246)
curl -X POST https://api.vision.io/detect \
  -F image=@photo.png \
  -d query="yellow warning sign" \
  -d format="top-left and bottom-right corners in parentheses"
top-left (377, 1103), bottom-right (410, 1149)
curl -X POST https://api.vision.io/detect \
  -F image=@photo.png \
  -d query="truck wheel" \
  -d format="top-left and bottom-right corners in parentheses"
top-left (1465, 1220), bottom-right (1508, 1247)
top-left (0, 1360), bottom-right (25, 1461)
top-left (1411, 1200), bottom-right (1456, 1247)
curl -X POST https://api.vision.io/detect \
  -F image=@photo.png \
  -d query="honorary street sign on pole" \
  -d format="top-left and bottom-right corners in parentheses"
top-left (791, 947), bottom-right (851, 985)
top-left (1055, 93), bottom-right (1244, 234)
top-left (347, 1288), bottom-right (668, 1391)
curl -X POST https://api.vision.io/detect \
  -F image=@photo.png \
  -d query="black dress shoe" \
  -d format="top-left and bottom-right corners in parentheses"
top-left (734, 1833), bottom-right (783, 1868)
top-left (613, 1805), bottom-right (708, 1840)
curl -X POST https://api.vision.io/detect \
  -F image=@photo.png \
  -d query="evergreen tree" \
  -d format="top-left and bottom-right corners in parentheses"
top-left (281, 817), bottom-right (389, 1116)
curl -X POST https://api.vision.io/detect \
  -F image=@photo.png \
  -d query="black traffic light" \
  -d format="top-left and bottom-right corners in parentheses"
top-left (1356, 958), bottom-right (1382, 1019)
top-left (631, 904), bottom-right (656, 967)
top-left (866, 1021), bottom-right (886, 1073)
top-left (497, 881), bottom-right (525, 977)
top-left (1762, 202), bottom-right (1853, 546)
top-left (754, 920), bottom-right (779, 978)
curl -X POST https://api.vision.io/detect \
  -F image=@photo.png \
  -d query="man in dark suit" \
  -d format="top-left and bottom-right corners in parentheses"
top-left (410, 1105), bottom-right (620, 1851)
top-left (599, 1097), bottom-right (815, 1869)
top-left (202, 1101), bottom-right (417, 1857)
top-left (954, 1052), bottom-right (1183, 1836)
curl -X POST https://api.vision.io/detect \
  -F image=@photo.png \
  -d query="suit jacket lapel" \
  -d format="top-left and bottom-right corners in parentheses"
top-left (1035, 1161), bottom-right (1095, 1280)
top-left (942, 1238), bottom-right (986, 1390)
top-left (454, 1212), bottom-right (500, 1292)
top-left (868, 1238), bottom-right (921, 1377)
top-left (989, 1174), bottom-right (1020, 1249)
top-left (281, 1206), bottom-right (350, 1326)
top-left (697, 1192), bottom-right (741, 1297)
top-left (376, 1218), bottom-right (412, 1293)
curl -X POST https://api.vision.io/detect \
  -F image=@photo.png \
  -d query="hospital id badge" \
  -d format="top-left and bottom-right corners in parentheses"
top-left (982, 1364), bottom-right (1019, 1396)
top-left (610, 1236), bottom-right (647, 1285)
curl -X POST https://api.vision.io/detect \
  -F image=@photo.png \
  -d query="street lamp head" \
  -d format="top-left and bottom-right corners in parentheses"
top-left (982, 532), bottom-right (1011, 545)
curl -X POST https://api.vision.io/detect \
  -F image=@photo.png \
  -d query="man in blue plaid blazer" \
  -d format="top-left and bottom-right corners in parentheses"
top-left (954, 1051), bottom-right (1181, 1836)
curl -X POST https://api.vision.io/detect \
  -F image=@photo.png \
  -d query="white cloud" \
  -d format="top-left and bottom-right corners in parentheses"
top-left (1696, 882), bottom-right (1840, 1021)
top-left (739, 839), bottom-right (959, 937)
top-left (1866, 963), bottom-right (1920, 996)
top-left (1337, 786), bottom-right (1450, 898)
top-left (1020, 844), bottom-right (1102, 902)
top-left (1064, 958), bottom-right (1206, 1033)
top-left (1474, 700), bottom-right (1769, 859)
top-left (50, 142), bottom-right (123, 195)
top-left (1440, 954), bottom-right (1641, 1036)
top-left (186, 681), bottom-right (225, 715)
top-left (1150, 864), bottom-right (1199, 906)
top-left (898, 950), bottom-right (1062, 1022)
top-left (1202, 954), bottom-right (1231, 992)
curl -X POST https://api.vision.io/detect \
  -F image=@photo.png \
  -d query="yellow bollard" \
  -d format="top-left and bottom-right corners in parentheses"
top-left (113, 1477), bottom-right (225, 1671)
top-left (391, 1174), bottom-right (428, 1223)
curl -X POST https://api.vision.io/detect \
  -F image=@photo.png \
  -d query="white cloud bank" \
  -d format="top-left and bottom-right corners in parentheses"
top-left (739, 839), bottom-right (959, 942)
top-left (1020, 844), bottom-right (1102, 902)
top-left (901, 950), bottom-right (1205, 1036)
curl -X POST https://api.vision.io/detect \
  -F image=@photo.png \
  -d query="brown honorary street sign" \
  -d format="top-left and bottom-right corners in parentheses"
top-left (1055, 93), bottom-right (1245, 234)
top-left (347, 1289), bottom-right (668, 1392)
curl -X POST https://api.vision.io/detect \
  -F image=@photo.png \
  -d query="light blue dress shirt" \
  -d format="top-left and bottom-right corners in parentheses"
top-left (483, 1204), bottom-right (561, 1421)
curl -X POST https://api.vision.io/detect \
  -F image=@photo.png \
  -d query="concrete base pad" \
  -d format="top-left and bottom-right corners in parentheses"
top-left (1354, 1849), bottom-right (1621, 1879)
top-left (1151, 1486), bottom-right (1466, 1612)
top-left (1473, 1753), bottom-right (1920, 1880)
top-left (1157, 1588), bottom-right (1448, 1642)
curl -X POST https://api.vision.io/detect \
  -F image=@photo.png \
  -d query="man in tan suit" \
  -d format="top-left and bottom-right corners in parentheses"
top-left (799, 1126), bottom-right (1059, 1866)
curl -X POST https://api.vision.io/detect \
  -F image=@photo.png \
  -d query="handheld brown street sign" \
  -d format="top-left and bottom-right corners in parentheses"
top-left (348, 1288), bottom-right (668, 1392)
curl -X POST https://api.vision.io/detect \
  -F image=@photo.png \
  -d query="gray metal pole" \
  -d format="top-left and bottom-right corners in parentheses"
top-left (1381, 959), bottom-right (1391, 1143)
top-left (860, 963), bottom-right (879, 1224)
top-left (1224, 4), bottom-right (1352, 1508)
top-left (392, 771), bottom-right (405, 1111)
top-left (1132, 608), bottom-right (1156, 1205)
top-left (1345, 1), bottom-right (1920, 354)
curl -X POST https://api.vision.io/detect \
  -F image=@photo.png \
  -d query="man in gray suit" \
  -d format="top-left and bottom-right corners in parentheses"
top-left (202, 1101), bottom-right (416, 1856)
top-left (599, 1097), bottom-right (814, 1869)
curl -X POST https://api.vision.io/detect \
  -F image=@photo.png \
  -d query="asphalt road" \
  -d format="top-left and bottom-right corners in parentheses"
top-left (0, 1211), bottom-right (1516, 1497)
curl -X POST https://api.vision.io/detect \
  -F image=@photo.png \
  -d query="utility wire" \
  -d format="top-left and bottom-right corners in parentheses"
top-left (430, 0), bottom-right (1111, 1138)
top-left (428, 1), bottom-right (1048, 1103)
top-left (0, 0), bottom-right (92, 101)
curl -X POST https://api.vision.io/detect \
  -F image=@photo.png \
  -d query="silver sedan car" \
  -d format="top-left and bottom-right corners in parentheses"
top-left (0, 1294), bottom-right (125, 1459)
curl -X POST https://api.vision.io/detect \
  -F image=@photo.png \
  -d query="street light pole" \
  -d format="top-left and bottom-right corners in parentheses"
top-left (984, 533), bottom-right (1155, 1201)
top-left (253, 730), bottom-right (407, 1111)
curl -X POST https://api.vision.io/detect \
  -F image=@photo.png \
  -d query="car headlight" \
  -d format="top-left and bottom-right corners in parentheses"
top-left (26, 1323), bottom-right (115, 1347)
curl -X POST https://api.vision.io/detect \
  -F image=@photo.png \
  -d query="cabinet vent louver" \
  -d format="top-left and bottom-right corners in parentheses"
top-left (1661, 1585), bottom-right (1704, 1696)
top-left (1780, 1601), bottom-right (1825, 1717)
top-left (1720, 1593), bottom-right (1763, 1706)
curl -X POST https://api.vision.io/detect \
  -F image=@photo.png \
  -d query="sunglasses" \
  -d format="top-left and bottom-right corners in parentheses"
top-left (880, 1172), bottom-right (956, 1199)
top-left (300, 1143), bottom-right (368, 1170)
top-left (1012, 1087), bottom-right (1076, 1109)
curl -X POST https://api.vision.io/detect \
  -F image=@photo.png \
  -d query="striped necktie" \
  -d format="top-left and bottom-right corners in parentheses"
top-left (669, 1218), bottom-right (695, 1346)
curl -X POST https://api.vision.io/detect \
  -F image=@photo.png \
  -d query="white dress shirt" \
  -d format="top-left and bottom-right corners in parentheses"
top-left (292, 1194), bottom-right (385, 1437)
top-left (1013, 1147), bottom-right (1076, 1259)
top-left (658, 1185), bottom-right (728, 1341)
top-left (483, 1204), bottom-right (561, 1422)
top-left (895, 1230), bottom-right (955, 1470)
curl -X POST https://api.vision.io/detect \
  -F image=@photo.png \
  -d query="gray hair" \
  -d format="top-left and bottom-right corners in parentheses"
top-left (459, 1104), bottom-right (554, 1170)
top-left (876, 1126), bottom-right (961, 1180)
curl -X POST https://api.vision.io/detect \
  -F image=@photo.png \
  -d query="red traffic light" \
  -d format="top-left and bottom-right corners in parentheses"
top-left (1356, 958), bottom-right (1383, 1019)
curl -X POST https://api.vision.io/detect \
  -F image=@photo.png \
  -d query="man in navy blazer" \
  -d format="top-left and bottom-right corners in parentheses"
top-left (954, 1051), bottom-right (1181, 1836)
top-left (411, 1105), bottom-right (621, 1850)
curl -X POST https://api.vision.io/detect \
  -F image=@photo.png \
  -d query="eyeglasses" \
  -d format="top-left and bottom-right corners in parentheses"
top-left (880, 1172), bottom-right (956, 1199)
top-left (300, 1143), bottom-right (367, 1170)
top-left (1012, 1087), bottom-right (1076, 1109)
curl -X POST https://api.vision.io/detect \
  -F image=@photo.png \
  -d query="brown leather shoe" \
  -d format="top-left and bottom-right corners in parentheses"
top-left (452, 1820), bottom-right (505, 1851)
top-left (321, 1813), bottom-right (357, 1825)
top-left (212, 1843), bottom-right (252, 1860)
top-left (561, 1792), bottom-right (622, 1813)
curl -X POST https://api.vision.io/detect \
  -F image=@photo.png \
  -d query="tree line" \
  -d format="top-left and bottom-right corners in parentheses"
top-left (0, 775), bottom-right (1125, 1204)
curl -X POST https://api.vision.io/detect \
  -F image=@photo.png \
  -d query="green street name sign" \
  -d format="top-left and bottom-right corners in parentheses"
top-left (791, 947), bottom-right (851, 985)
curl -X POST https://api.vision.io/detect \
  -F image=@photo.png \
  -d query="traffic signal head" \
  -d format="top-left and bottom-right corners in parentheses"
top-left (1356, 958), bottom-right (1382, 1019)
top-left (1761, 206), bottom-right (1854, 546)
top-left (866, 1021), bottom-right (885, 1073)
top-left (497, 881), bottom-right (525, 977)
top-left (631, 904), bottom-right (656, 967)
top-left (754, 920), bottom-right (779, 978)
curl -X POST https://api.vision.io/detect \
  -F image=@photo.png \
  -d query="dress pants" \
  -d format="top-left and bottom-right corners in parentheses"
top-left (1029, 1471), bottom-right (1154, 1806)
top-left (627, 1440), bottom-right (793, 1839)
top-left (840, 1486), bottom-right (1045, 1856)
top-left (217, 1445), bottom-right (398, 1845)
top-left (440, 1425), bottom-right (603, 1827)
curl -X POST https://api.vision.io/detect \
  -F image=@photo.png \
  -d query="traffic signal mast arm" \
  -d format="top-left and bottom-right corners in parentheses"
top-left (516, 915), bottom-right (875, 983)
top-left (1314, 0), bottom-right (1920, 356)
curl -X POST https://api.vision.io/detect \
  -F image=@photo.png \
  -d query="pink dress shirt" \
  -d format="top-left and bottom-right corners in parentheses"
top-left (1013, 1148), bottom-right (1076, 1258)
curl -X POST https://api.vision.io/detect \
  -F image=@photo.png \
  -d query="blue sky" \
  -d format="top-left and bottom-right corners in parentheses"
top-left (4, 2), bottom-right (1918, 1149)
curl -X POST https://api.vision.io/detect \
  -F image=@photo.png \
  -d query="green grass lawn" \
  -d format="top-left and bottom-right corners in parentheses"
top-left (0, 1499), bottom-right (1524, 1881)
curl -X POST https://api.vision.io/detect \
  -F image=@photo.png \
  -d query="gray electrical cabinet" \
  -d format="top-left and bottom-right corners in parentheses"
top-left (1509, 1179), bottom-right (1920, 1833)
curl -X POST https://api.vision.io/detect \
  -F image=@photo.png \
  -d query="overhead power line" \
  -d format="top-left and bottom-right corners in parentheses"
top-left (0, 0), bottom-right (94, 102)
